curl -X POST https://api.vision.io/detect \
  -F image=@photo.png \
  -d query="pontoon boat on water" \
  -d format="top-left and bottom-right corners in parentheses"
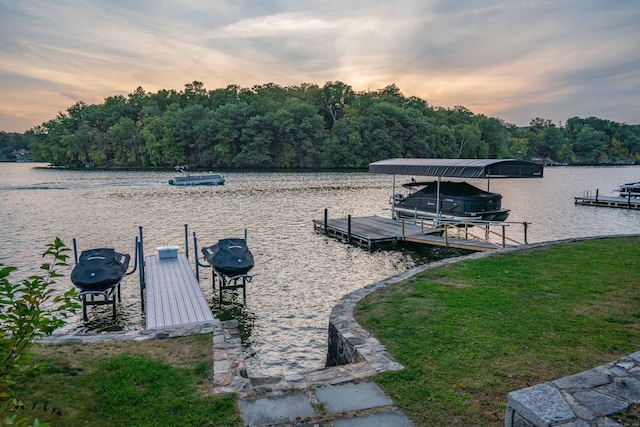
top-left (615, 181), bottom-right (640, 198)
top-left (168, 166), bottom-right (225, 186)
top-left (391, 180), bottom-right (510, 221)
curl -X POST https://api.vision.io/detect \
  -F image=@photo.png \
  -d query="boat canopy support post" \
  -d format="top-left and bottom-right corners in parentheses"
top-left (436, 176), bottom-right (442, 224)
top-left (392, 175), bottom-right (396, 219)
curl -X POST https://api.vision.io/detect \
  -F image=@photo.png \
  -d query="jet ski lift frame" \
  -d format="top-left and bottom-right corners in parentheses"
top-left (72, 237), bottom-right (139, 321)
top-left (193, 229), bottom-right (253, 303)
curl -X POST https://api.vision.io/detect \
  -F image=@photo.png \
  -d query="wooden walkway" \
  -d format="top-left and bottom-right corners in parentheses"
top-left (575, 195), bottom-right (640, 210)
top-left (144, 254), bottom-right (216, 330)
top-left (313, 215), bottom-right (507, 252)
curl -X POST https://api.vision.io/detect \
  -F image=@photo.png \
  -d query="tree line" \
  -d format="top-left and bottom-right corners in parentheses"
top-left (2, 81), bottom-right (639, 167)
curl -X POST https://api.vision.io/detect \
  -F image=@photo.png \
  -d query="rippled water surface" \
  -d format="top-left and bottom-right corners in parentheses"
top-left (1, 163), bottom-right (639, 376)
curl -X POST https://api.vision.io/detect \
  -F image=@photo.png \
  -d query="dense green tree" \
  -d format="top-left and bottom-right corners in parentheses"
top-left (10, 81), bottom-right (638, 168)
top-left (555, 143), bottom-right (575, 164)
top-left (106, 117), bottom-right (141, 166)
top-left (208, 102), bottom-right (253, 168)
top-left (431, 125), bottom-right (457, 158)
top-left (0, 132), bottom-right (27, 160)
top-left (574, 125), bottom-right (607, 164)
top-left (138, 104), bottom-right (184, 167)
top-left (272, 99), bottom-right (324, 167)
top-left (236, 113), bottom-right (276, 168)
top-left (322, 81), bottom-right (355, 126)
top-left (543, 125), bottom-right (568, 159)
top-left (478, 116), bottom-right (510, 158)
top-left (238, 120), bottom-right (274, 167)
top-left (507, 137), bottom-right (530, 160)
top-left (319, 118), bottom-right (363, 168)
top-left (454, 123), bottom-right (484, 158)
top-left (615, 124), bottom-right (640, 161)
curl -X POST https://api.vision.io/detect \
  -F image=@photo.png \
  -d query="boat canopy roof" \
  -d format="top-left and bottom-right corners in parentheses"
top-left (369, 158), bottom-right (543, 178)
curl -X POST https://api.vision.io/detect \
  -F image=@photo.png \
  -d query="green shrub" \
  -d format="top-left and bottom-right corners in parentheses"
top-left (0, 238), bottom-right (80, 426)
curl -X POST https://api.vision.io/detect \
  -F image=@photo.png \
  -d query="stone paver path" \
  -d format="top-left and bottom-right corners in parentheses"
top-left (238, 382), bottom-right (414, 427)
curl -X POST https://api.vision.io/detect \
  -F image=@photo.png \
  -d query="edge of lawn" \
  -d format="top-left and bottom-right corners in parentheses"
top-left (354, 234), bottom-right (640, 426)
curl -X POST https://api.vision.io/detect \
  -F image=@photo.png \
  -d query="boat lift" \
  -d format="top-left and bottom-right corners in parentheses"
top-left (192, 229), bottom-right (253, 303)
top-left (71, 236), bottom-right (140, 321)
top-left (370, 158), bottom-right (544, 222)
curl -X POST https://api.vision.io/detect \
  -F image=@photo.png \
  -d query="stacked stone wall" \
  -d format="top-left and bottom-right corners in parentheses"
top-left (505, 352), bottom-right (640, 426)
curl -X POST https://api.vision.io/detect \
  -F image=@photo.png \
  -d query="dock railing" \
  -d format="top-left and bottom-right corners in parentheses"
top-left (401, 218), bottom-right (530, 249)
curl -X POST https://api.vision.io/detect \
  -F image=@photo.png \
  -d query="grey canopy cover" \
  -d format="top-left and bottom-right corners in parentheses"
top-left (369, 158), bottom-right (543, 178)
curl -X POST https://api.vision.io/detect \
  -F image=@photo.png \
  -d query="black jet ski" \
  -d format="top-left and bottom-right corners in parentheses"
top-left (71, 248), bottom-right (131, 292)
top-left (201, 238), bottom-right (254, 276)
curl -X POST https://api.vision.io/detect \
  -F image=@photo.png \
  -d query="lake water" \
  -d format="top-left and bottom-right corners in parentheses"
top-left (1, 162), bottom-right (639, 377)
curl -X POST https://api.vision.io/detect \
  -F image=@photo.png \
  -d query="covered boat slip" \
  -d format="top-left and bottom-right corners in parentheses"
top-left (371, 158), bottom-right (543, 222)
top-left (316, 158), bottom-right (542, 251)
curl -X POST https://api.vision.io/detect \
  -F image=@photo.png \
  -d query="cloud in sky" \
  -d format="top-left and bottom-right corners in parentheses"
top-left (0, 0), bottom-right (638, 132)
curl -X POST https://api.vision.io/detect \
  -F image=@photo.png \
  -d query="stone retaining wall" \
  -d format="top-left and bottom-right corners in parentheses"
top-left (40, 234), bottom-right (640, 421)
top-left (325, 249), bottom-right (494, 370)
top-left (213, 250), bottom-right (496, 396)
top-left (505, 352), bottom-right (640, 426)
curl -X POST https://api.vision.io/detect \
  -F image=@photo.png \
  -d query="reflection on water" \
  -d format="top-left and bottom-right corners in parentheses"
top-left (1, 163), bottom-right (639, 376)
top-left (210, 291), bottom-right (257, 347)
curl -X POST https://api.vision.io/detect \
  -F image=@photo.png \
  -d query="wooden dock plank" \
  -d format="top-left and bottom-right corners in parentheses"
top-left (314, 215), bottom-right (506, 251)
top-left (144, 254), bottom-right (215, 330)
top-left (575, 195), bottom-right (640, 210)
top-left (402, 233), bottom-right (499, 251)
top-left (314, 216), bottom-right (426, 242)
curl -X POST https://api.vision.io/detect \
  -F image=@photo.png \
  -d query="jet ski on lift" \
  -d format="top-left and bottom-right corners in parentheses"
top-left (70, 247), bottom-right (132, 321)
top-left (201, 238), bottom-right (254, 277)
top-left (201, 237), bottom-right (254, 302)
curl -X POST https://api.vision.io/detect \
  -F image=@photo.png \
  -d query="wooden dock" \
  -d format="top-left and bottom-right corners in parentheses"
top-left (144, 254), bottom-right (216, 330)
top-left (313, 215), bottom-right (512, 252)
top-left (575, 195), bottom-right (640, 210)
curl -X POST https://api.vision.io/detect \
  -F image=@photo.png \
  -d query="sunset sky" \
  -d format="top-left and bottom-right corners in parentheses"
top-left (1, 0), bottom-right (638, 133)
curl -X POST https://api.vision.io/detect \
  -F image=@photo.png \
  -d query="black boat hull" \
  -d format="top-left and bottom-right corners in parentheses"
top-left (393, 181), bottom-right (510, 222)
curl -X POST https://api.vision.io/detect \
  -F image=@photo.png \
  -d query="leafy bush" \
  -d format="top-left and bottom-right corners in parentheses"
top-left (0, 238), bottom-right (80, 425)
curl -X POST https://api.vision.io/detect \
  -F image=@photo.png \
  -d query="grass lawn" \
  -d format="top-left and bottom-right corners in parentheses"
top-left (356, 237), bottom-right (640, 426)
top-left (7, 237), bottom-right (640, 426)
top-left (9, 333), bottom-right (243, 427)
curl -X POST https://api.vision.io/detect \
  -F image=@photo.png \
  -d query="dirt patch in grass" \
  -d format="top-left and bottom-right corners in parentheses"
top-left (11, 333), bottom-right (242, 426)
top-left (420, 275), bottom-right (471, 288)
top-left (32, 333), bottom-right (215, 395)
top-left (34, 333), bottom-right (213, 367)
